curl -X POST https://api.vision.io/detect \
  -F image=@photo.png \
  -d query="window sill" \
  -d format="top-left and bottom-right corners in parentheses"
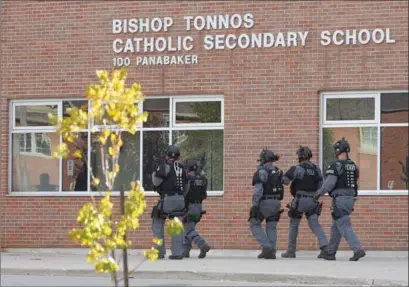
top-left (7, 190), bottom-right (225, 197)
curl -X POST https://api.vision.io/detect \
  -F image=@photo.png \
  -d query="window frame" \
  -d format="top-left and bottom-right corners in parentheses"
top-left (8, 95), bottom-right (225, 197)
top-left (320, 90), bottom-right (409, 196)
top-left (172, 96), bottom-right (225, 129)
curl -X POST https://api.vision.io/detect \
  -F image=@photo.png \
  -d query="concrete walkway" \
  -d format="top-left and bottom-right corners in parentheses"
top-left (1, 249), bottom-right (408, 286)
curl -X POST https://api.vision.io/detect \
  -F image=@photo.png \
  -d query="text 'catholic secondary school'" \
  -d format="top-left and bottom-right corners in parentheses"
top-left (0, 1), bottom-right (408, 250)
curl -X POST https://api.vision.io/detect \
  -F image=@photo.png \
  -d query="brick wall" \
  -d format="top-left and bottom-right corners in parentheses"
top-left (1, 1), bottom-right (408, 250)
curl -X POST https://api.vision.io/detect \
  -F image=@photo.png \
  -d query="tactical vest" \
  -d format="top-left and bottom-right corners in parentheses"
top-left (291, 163), bottom-right (320, 193)
top-left (334, 159), bottom-right (358, 192)
top-left (160, 161), bottom-right (185, 195)
top-left (262, 167), bottom-right (284, 197)
top-left (186, 174), bottom-right (208, 203)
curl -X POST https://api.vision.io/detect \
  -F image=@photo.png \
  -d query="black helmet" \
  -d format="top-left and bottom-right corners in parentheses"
top-left (167, 145), bottom-right (180, 158)
top-left (333, 138), bottom-right (350, 156)
top-left (258, 149), bottom-right (279, 164)
top-left (185, 159), bottom-right (199, 172)
top-left (296, 146), bottom-right (313, 161)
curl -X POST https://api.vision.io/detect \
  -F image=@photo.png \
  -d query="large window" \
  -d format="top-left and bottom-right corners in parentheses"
top-left (9, 96), bottom-right (224, 195)
top-left (321, 92), bottom-right (408, 194)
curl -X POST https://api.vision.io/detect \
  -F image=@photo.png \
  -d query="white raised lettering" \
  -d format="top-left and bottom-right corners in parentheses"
top-left (243, 13), bottom-right (255, 29)
top-left (358, 29), bottom-right (371, 44)
top-left (112, 39), bottom-right (123, 53)
top-left (333, 30), bottom-right (344, 45)
top-left (298, 31), bottom-right (309, 46)
top-left (385, 28), bottom-right (396, 43)
top-left (204, 35), bottom-right (214, 50)
top-left (372, 28), bottom-right (385, 44)
top-left (113, 20), bottom-right (122, 34)
top-left (184, 16), bottom-right (194, 31)
top-left (320, 30), bottom-right (331, 46)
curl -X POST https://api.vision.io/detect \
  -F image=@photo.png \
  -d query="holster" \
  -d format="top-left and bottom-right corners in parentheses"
top-left (151, 205), bottom-right (166, 220)
top-left (286, 200), bottom-right (302, 219)
top-left (183, 211), bottom-right (206, 223)
top-left (317, 202), bottom-right (323, 216)
top-left (331, 205), bottom-right (344, 220)
top-left (248, 206), bottom-right (260, 222)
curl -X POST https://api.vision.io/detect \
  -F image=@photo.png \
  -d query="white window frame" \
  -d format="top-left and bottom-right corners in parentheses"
top-left (323, 93), bottom-right (380, 125)
top-left (172, 96), bottom-right (224, 129)
top-left (8, 95), bottom-right (225, 197)
top-left (320, 90), bottom-right (409, 196)
top-left (12, 101), bottom-right (61, 131)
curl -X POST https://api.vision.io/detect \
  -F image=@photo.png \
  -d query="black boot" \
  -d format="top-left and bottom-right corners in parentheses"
top-left (183, 249), bottom-right (190, 258)
top-left (349, 250), bottom-right (366, 261)
top-left (257, 251), bottom-right (264, 259)
top-left (317, 245), bottom-right (328, 259)
top-left (158, 255), bottom-right (165, 260)
top-left (169, 255), bottom-right (183, 260)
top-left (281, 251), bottom-right (296, 258)
top-left (323, 251), bottom-right (336, 261)
top-left (261, 247), bottom-right (275, 259)
top-left (198, 244), bottom-right (210, 259)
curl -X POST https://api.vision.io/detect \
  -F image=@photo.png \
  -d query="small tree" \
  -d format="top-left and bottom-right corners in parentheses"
top-left (49, 69), bottom-right (183, 287)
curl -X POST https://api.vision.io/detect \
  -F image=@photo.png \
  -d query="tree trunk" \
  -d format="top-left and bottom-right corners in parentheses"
top-left (120, 184), bottom-right (129, 287)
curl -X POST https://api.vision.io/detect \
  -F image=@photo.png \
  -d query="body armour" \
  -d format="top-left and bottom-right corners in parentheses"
top-left (253, 166), bottom-right (284, 198)
top-left (159, 161), bottom-right (186, 195)
top-left (185, 174), bottom-right (208, 203)
top-left (291, 163), bottom-right (321, 193)
top-left (327, 159), bottom-right (359, 196)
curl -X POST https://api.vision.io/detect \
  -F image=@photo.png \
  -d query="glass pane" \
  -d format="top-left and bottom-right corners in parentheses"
top-left (322, 127), bottom-right (377, 190)
top-left (91, 132), bottom-right (140, 191)
top-left (326, 98), bottom-right (375, 121)
top-left (15, 105), bottom-right (58, 127)
top-left (381, 127), bottom-right (409, 190)
top-left (142, 131), bottom-right (169, 191)
top-left (175, 101), bottom-right (222, 124)
top-left (62, 132), bottom-right (88, 192)
top-left (173, 130), bottom-right (224, 191)
top-left (381, 93), bottom-right (409, 123)
top-left (143, 98), bottom-right (170, 128)
top-left (12, 132), bottom-right (59, 192)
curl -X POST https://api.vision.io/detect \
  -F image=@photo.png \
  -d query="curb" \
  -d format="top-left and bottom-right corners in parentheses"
top-left (1, 268), bottom-right (407, 286)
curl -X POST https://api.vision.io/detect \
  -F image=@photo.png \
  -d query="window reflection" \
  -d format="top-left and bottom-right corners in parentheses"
top-left (12, 132), bottom-right (59, 192)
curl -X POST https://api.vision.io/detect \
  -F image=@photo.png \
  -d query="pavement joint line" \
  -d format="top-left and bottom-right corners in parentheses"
top-left (1, 268), bottom-right (407, 286)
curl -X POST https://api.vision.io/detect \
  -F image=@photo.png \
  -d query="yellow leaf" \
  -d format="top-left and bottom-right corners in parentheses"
top-left (73, 150), bottom-right (82, 159)
top-left (114, 164), bottom-right (120, 173)
top-left (92, 178), bottom-right (100, 186)
top-left (99, 136), bottom-right (106, 145)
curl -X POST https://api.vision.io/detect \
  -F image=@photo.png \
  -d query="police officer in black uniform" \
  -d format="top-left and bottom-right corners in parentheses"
top-left (182, 158), bottom-right (211, 259)
top-left (151, 145), bottom-right (188, 260)
top-left (281, 146), bottom-right (328, 259)
top-left (315, 138), bottom-right (366, 261)
top-left (249, 149), bottom-right (284, 259)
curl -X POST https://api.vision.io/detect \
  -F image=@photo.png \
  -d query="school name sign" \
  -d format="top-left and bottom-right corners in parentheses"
top-left (111, 13), bottom-right (396, 67)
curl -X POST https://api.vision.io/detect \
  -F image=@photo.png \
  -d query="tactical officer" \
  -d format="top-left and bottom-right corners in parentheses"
top-left (249, 149), bottom-right (284, 259)
top-left (182, 158), bottom-right (211, 259)
top-left (151, 145), bottom-right (188, 260)
top-left (315, 138), bottom-right (366, 261)
top-left (281, 146), bottom-right (329, 259)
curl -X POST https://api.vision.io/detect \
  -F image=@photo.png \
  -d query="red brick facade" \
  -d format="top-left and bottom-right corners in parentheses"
top-left (1, 1), bottom-right (408, 250)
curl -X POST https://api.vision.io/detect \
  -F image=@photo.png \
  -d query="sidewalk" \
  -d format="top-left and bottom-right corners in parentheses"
top-left (1, 249), bottom-right (408, 286)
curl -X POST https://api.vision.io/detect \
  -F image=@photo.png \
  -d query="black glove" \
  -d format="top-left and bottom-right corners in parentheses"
top-left (248, 206), bottom-right (259, 222)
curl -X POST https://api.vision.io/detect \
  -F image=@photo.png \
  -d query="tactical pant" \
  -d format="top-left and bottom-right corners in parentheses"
top-left (287, 194), bottom-right (328, 253)
top-left (250, 198), bottom-right (282, 250)
top-left (183, 203), bottom-right (207, 253)
top-left (151, 194), bottom-right (185, 257)
top-left (328, 195), bottom-right (361, 254)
